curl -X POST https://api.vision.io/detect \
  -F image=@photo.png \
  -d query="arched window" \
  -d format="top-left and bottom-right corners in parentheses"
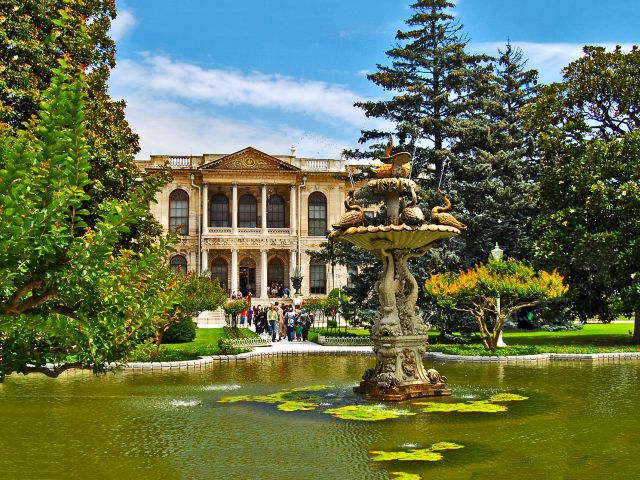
top-left (267, 194), bottom-right (285, 228)
top-left (210, 193), bottom-right (229, 227)
top-left (211, 257), bottom-right (228, 290)
top-left (309, 261), bottom-right (326, 294)
top-left (308, 192), bottom-right (327, 236)
top-left (169, 189), bottom-right (189, 235)
top-left (239, 194), bottom-right (257, 228)
top-left (267, 257), bottom-right (285, 291)
top-left (170, 255), bottom-right (187, 275)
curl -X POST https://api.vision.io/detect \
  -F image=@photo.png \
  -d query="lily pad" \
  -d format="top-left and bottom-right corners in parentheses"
top-left (324, 404), bottom-right (416, 421)
top-left (370, 442), bottom-right (464, 462)
top-left (417, 401), bottom-right (507, 413)
top-left (390, 472), bottom-right (422, 479)
top-left (277, 401), bottom-right (319, 412)
top-left (489, 393), bottom-right (529, 402)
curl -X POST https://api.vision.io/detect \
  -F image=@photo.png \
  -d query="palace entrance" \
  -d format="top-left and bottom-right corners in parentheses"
top-left (239, 257), bottom-right (256, 297)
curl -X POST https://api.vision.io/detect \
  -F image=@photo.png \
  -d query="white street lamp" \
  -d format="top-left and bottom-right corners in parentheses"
top-left (491, 243), bottom-right (507, 348)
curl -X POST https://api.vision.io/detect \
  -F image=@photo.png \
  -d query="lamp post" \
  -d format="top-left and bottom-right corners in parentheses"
top-left (491, 243), bottom-right (507, 348)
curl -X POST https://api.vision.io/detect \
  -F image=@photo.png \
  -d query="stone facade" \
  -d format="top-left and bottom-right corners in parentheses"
top-left (137, 147), bottom-right (351, 300)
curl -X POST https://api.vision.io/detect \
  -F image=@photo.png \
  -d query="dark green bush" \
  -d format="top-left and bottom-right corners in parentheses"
top-left (163, 319), bottom-right (197, 343)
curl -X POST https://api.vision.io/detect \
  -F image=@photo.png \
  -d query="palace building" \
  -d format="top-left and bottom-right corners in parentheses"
top-left (137, 147), bottom-right (352, 300)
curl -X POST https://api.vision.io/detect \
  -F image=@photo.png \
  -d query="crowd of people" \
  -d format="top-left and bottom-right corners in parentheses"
top-left (237, 302), bottom-right (312, 342)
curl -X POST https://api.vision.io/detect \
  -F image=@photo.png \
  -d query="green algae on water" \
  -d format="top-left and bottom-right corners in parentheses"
top-left (390, 471), bottom-right (422, 479)
top-left (489, 393), bottom-right (528, 402)
top-left (370, 442), bottom-right (464, 462)
top-left (417, 401), bottom-right (508, 413)
top-left (324, 404), bottom-right (416, 421)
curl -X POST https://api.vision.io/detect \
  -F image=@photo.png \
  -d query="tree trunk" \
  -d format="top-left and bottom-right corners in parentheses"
top-left (633, 310), bottom-right (640, 344)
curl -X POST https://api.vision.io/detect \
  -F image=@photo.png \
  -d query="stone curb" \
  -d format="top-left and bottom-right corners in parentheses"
top-left (425, 351), bottom-right (640, 363)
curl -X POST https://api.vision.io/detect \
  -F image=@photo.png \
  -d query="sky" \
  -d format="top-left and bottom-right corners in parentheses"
top-left (109, 0), bottom-right (640, 161)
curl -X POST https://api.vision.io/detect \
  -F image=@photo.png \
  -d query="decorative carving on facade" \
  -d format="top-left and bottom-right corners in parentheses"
top-left (200, 147), bottom-right (300, 172)
top-left (203, 237), bottom-right (295, 248)
top-left (401, 348), bottom-right (417, 379)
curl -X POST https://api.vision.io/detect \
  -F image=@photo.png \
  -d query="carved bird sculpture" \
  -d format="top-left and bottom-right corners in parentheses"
top-left (400, 205), bottom-right (425, 225)
top-left (332, 190), bottom-right (364, 230)
top-left (431, 190), bottom-right (467, 230)
top-left (372, 134), bottom-right (412, 178)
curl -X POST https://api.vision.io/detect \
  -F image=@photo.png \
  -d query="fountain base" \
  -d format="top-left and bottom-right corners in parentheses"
top-left (353, 335), bottom-right (452, 401)
top-left (353, 381), bottom-right (451, 401)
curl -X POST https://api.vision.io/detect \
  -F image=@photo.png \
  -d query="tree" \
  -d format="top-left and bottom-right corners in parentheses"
top-left (223, 299), bottom-right (249, 330)
top-left (0, 1), bottom-right (168, 249)
top-left (524, 46), bottom-right (640, 341)
top-left (424, 258), bottom-right (568, 351)
top-left (154, 273), bottom-right (227, 346)
top-left (446, 43), bottom-right (539, 267)
top-left (0, 63), bottom-right (174, 379)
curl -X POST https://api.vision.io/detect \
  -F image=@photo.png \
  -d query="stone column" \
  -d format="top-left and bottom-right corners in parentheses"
top-left (231, 248), bottom-right (238, 293)
top-left (232, 182), bottom-right (238, 234)
top-left (202, 183), bottom-right (209, 233)
top-left (290, 184), bottom-right (296, 235)
top-left (261, 183), bottom-right (268, 234)
top-left (290, 250), bottom-right (297, 278)
top-left (201, 248), bottom-right (209, 274)
top-left (260, 249), bottom-right (268, 299)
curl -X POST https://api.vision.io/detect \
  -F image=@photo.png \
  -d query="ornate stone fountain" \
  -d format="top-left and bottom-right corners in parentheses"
top-left (329, 141), bottom-right (462, 401)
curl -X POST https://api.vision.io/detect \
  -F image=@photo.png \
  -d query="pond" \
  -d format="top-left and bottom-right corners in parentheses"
top-left (1, 357), bottom-right (638, 480)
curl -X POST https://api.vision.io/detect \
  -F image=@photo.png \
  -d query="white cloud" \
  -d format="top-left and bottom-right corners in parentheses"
top-left (119, 94), bottom-right (352, 160)
top-left (112, 54), bottom-right (372, 126)
top-left (109, 9), bottom-right (136, 41)
top-left (473, 41), bottom-right (638, 83)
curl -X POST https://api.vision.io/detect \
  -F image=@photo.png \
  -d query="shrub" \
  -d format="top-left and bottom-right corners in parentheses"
top-left (162, 319), bottom-right (197, 343)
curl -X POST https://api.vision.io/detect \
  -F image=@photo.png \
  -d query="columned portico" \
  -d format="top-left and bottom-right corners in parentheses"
top-left (260, 249), bottom-right (268, 298)
top-left (230, 248), bottom-right (238, 293)
top-left (232, 182), bottom-right (238, 234)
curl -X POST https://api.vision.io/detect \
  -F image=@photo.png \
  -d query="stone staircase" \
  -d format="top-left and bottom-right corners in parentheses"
top-left (197, 307), bottom-right (227, 326)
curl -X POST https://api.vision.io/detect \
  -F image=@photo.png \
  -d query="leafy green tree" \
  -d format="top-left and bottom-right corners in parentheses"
top-left (155, 273), bottom-right (227, 345)
top-left (0, 1), bottom-right (168, 249)
top-left (524, 46), bottom-right (640, 341)
top-left (424, 258), bottom-right (568, 351)
top-left (0, 63), bottom-right (174, 379)
top-left (223, 299), bottom-right (249, 330)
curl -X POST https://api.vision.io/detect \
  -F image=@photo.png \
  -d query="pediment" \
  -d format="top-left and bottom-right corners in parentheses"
top-left (200, 147), bottom-right (300, 172)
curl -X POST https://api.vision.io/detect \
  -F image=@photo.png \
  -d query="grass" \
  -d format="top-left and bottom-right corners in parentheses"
top-left (427, 323), bottom-right (639, 356)
top-left (128, 327), bottom-right (255, 362)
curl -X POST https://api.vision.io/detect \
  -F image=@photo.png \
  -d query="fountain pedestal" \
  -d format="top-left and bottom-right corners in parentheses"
top-left (353, 335), bottom-right (451, 401)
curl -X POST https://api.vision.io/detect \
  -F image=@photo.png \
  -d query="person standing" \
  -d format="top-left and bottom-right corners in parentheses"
top-left (239, 308), bottom-right (247, 327)
top-left (284, 305), bottom-right (297, 342)
top-left (299, 309), bottom-right (311, 341)
top-left (267, 305), bottom-right (278, 342)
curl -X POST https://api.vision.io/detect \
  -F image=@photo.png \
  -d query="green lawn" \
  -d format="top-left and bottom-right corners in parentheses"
top-left (127, 327), bottom-right (255, 362)
top-left (427, 323), bottom-right (639, 356)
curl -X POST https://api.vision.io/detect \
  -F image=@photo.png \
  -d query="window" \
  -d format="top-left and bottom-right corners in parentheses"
top-left (309, 262), bottom-right (326, 294)
top-left (308, 192), bottom-right (327, 236)
top-left (268, 257), bottom-right (285, 289)
top-left (170, 255), bottom-right (187, 275)
top-left (210, 194), bottom-right (229, 227)
top-left (239, 194), bottom-right (257, 228)
top-left (169, 189), bottom-right (189, 235)
top-left (211, 257), bottom-right (228, 290)
top-left (267, 195), bottom-right (285, 228)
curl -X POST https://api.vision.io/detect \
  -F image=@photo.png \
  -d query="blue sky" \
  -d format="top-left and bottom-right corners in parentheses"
top-left (109, 0), bottom-right (640, 160)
